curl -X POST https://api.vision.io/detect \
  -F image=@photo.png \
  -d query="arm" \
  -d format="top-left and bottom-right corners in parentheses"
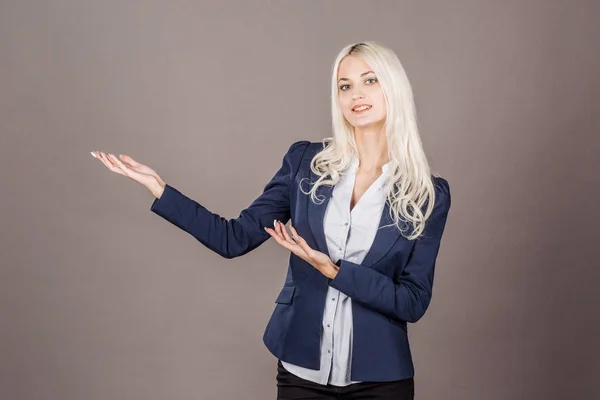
top-left (327, 177), bottom-right (451, 323)
top-left (149, 140), bottom-right (311, 259)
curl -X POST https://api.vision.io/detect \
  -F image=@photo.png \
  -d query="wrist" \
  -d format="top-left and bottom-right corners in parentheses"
top-left (150, 180), bottom-right (166, 199)
top-left (329, 259), bottom-right (341, 279)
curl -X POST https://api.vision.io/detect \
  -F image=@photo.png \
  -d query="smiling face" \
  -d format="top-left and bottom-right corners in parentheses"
top-left (337, 55), bottom-right (387, 131)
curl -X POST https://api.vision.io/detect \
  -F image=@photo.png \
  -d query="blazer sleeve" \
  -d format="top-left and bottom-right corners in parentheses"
top-left (327, 177), bottom-right (451, 323)
top-left (149, 140), bottom-right (311, 259)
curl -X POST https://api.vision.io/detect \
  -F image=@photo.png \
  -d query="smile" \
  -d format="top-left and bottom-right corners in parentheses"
top-left (352, 105), bottom-right (372, 112)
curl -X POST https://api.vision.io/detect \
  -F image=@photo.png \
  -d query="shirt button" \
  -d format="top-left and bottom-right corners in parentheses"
top-left (332, 298), bottom-right (336, 301)
top-left (344, 222), bottom-right (348, 226)
top-left (338, 247), bottom-right (342, 251)
top-left (327, 324), bottom-right (330, 327)
top-left (328, 350), bottom-right (331, 353)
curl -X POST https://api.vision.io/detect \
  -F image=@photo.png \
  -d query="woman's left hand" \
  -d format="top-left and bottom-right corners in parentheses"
top-left (265, 220), bottom-right (339, 280)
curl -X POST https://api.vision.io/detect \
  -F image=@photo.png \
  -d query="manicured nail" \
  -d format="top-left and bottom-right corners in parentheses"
top-left (90, 151), bottom-right (96, 158)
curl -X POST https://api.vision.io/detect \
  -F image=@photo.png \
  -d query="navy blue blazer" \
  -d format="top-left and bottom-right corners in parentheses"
top-left (150, 140), bottom-right (451, 382)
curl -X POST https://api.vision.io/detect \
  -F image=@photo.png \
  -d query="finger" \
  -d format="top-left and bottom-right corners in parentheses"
top-left (265, 226), bottom-right (310, 261)
top-left (99, 151), bottom-right (116, 165)
top-left (273, 219), bottom-right (283, 237)
top-left (289, 225), bottom-right (304, 244)
top-left (106, 153), bottom-right (130, 175)
top-left (274, 220), bottom-right (294, 246)
top-left (109, 154), bottom-right (148, 182)
top-left (289, 226), bottom-right (315, 256)
top-left (264, 227), bottom-right (296, 252)
top-left (265, 226), bottom-right (284, 243)
top-left (273, 221), bottom-right (288, 242)
top-left (278, 222), bottom-right (297, 245)
top-left (108, 153), bottom-right (131, 173)
top-left (117, 157), bottom-right (135, 169)
top-left (266, 226), bottom-right (313, 264)
top-left (118, 154), bottom-right (142, 167)
top-left (97, 152), bottom-right (126, 176)
top-left (119, 159), bottom-right (151, 175)
top-left (288, 226), bottom-right (314, 258)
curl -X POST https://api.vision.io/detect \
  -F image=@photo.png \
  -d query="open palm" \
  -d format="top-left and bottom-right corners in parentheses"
top-left (266, 221), bottom-right (339, 279)
top-left (91, 151), bottom-right (165, 196)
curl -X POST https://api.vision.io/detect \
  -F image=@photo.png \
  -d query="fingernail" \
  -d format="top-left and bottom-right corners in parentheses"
top-left (274, 219), bottom-right (277, 227)
top-left (90, 151), bottom-right (96, 158)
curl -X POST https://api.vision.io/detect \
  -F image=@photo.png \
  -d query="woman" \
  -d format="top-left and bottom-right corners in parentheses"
top-left (92, 41), bottom-right (451, 399)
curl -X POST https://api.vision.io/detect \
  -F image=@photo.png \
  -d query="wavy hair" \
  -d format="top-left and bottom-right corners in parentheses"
top-left (300, 41), bottom-right (440, 240)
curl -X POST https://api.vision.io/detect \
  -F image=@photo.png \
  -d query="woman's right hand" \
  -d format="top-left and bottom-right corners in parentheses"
top-left (91, 151), bottom-right (166, 199)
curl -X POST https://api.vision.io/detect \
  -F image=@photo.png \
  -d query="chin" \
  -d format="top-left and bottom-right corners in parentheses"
top-left (349, 119), bottom-right (386, 130)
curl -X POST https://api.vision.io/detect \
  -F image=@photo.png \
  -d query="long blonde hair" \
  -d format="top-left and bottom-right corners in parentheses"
top-left (300, 41), bottom-right (439, 240)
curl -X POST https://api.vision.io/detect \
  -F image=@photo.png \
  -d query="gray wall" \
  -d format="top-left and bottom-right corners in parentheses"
top-left (1, 1), bottom-right (599, 399)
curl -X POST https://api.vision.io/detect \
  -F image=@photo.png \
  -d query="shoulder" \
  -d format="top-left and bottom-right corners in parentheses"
top-left (279, 140), bottom-right (309, 159)
top-left (281, 140), bottom-right (312, 166)
top-left (286, 140), bottom-right (312, 154)
top-left (281, 140), bottom-right (329, 180)
top-left (283, 140), bottom-right (324, 165)
top-left (276, 141), bottom-right (313, 180)
top-left (287, 140), bottom-right (329, 154)
top-left (432, 175), bottom-right (450, 196)
top-left (286, 140), bottom-right (325, 154)
top-left (430, 175), bottom-right (451, 215)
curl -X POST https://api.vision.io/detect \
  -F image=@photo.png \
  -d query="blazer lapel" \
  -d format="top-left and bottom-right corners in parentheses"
top-left (307, 181), bottom-right (402, 269)
top-left (360, 201), bottom-right (402, 268)
top-left (307, 182), bottom-right (334, 258)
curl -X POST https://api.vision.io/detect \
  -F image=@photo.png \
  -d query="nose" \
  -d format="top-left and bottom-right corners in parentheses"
top-left (352, 90), bottom-right (365, 100)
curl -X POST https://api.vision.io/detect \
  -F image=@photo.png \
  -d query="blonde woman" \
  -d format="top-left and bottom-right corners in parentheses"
top-left (92, 41), bottom-right (451, 399)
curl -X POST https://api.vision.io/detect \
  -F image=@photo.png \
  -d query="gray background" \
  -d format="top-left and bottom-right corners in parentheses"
top-left (1, 0), bottom-right (599, 399)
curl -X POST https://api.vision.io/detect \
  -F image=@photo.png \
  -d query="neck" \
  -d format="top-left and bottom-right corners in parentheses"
top-left (353, 124), bottom-right (389, 174)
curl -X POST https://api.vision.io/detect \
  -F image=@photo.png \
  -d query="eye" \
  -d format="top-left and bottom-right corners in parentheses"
top-left (366, 77), bottom-right (378, 84)
top-left (339, 84), bottom-right (350, 91)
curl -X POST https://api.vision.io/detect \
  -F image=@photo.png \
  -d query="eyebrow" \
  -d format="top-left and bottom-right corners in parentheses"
top-left (338, 70), bottom-right (375, 82)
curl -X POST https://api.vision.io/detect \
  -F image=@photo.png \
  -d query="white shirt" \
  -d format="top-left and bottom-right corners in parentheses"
top-left (281, 154), bottom-right (391, 386)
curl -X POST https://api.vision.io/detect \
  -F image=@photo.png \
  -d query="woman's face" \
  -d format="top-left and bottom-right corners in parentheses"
top-left (337, 55), bottom-right (387, 131)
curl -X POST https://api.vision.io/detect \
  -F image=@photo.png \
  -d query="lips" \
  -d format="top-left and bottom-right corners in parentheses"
top-left (352, 104), bottom-right (372, 112)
